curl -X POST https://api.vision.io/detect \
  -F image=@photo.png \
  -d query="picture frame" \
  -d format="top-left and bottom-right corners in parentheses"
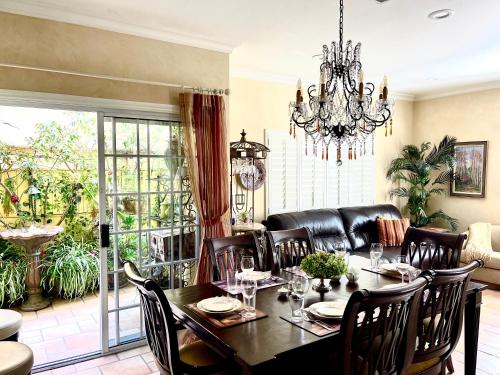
top-left (450, 141), bottom-right (487, 198)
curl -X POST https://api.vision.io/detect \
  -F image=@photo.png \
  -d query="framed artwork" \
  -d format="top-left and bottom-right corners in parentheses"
top-left (450, 141), bottom-right (487, 198)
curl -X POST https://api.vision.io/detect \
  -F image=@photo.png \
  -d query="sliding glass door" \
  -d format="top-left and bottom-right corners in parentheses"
top-left (97, 113), bottom-right (199, 351)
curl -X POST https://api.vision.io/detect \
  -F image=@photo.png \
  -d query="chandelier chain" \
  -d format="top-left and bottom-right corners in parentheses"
top-left (339, 0), bottom-right (344, 54)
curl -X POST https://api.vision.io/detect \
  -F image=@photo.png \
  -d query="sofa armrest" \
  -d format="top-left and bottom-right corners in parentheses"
top-left (461, 230), bottom-right (469, 250)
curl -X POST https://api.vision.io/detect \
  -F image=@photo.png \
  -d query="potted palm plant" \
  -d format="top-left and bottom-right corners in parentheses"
top-left (387, 135), bottom-right (458, 231)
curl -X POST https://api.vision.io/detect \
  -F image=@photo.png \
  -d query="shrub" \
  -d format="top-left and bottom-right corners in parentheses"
top-left (0, 239), bottom-right (27, 306)
top-left (41, 237), bottom-right (99, 299)
top-left (300, 252), bottom-right (348, 279)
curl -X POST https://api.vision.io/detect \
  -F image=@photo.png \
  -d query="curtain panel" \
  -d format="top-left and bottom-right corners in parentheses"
top-left (179, 92), bottom-right (231, 284)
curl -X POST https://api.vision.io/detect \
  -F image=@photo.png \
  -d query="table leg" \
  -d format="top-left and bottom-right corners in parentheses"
top-left (21, 246), bottom-right (50, 311)
top-left (464, 290), bottom-right (482, 375)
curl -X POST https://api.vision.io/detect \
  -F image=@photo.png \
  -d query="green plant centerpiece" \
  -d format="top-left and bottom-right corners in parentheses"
top-left (300, 252), bottom-right (348, 293)
top-left (387, 135), bottom-right (458, 231)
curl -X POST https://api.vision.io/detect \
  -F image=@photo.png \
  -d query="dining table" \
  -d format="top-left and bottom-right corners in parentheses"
top-left (164, 257), bottom-right (486, 375)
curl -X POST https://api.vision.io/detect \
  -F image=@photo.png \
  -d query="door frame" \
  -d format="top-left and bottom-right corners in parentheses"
top-left (0, 89), bottom-right (181, 361)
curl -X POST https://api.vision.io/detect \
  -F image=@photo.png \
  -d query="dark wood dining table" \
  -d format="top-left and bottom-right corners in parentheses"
top-left (164, 260), bottom-right (487, 374)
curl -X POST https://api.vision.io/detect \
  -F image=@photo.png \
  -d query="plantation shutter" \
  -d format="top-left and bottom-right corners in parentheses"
top-left (265, 130), bottom-right (375, 216)
top-left (265, 130), bottom-right (298, 214)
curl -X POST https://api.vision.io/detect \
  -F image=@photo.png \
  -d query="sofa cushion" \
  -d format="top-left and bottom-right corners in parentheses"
top-left (339, 204), bottom-right (403, 252)
top-left (492, 225), bottom-right (500, 251)
top-left (265, 209), bottom-right (352, 252)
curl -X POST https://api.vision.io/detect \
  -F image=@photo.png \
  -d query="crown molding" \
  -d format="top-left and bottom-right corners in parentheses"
top-left (0, 1), bottom-right (236, 53)
top-left (415, 80), bottom-right (500, 101)
top-left (0, 89), bottom-right (179, 118)
top-left (230, 67), bottom-right (415, 101)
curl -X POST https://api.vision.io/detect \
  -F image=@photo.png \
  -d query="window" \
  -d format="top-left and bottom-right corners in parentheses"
top-left (265, 129), bottom-right (375, 215)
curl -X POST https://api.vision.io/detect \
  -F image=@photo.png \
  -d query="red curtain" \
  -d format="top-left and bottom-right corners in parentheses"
top-left (180, 93), bottom-right (231, 284)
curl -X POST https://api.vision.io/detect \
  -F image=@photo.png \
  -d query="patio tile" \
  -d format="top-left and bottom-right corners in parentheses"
top-left (116, 346), bottom-right (150, 360)
top-left (73, 369), bottom-right (102, 375)
top-left (42, 323), bottom-right (81, 340)
top-left (99, 356), bottom-right (150, 375)
top-left (74, 354), bottom-right (118, 371)
top-left (51, 364), bottom-right (77, 374)
top-left (64, 332), bottom-right (100, 351)
top-left (23, 317), bottom-right (59, 330)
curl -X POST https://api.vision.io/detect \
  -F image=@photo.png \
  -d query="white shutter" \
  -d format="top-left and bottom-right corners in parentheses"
top-left (266, 130), bottom-right (298, 215)
top-left (265, 129), bottom-right (375, 215)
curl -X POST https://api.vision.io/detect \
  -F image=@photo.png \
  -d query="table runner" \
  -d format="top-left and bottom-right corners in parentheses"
top-left (185, 303), bottom-right (267, 329)
top-left (280, 315), bottom-right (340, 337)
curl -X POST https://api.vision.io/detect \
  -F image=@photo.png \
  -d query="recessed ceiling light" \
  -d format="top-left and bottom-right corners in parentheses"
top-left (428, 9), bottom-right (454, 20)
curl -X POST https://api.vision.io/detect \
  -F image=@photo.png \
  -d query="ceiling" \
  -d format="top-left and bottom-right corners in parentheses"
top-left (2, 0), bottom-right (500, 99)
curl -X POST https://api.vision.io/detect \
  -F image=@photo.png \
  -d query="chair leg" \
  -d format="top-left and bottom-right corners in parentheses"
top-left (446, 357), bottom-right (455, 373)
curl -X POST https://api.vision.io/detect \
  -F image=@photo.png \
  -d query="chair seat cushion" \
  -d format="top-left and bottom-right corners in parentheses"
top-left (0, 342), bottom-right (33, 375)
top-left (180, 340), bottom-right (226, 371)
top-left (0, 309), bottom-right (22, 340)
top-left (407, 356), bottom-right (441, 375)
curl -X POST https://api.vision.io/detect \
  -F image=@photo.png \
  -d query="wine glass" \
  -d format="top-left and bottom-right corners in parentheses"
top-left (370, 243), bottom-right (383, 271)
top-left (241, 277), bottom-right (257, 318)
top-left (334, 241), bottom-right (349, 266)
top-left (241, 256), bottom-right (255, 275)
top-left (395, 255), bottom-right (411, 284)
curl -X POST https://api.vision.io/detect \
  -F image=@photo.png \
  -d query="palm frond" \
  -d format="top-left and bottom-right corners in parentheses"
top-left (389, 187), bottom-right (410, 199)
top-left (401, 144), bottom-right (422, 161)
top-left (420, 142), bottom-right (431, 154)
top-left (425, 135), bottom-right (457, 169)
top-left (428, 187), bottom-right (446, 195)
top-left (432, 170), bottom-right (453, 185)
top-left (427, 209), bottom-right (459, 231)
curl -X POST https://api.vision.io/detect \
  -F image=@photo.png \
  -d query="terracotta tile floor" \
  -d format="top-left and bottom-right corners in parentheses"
top-left (21, 288), bottom-right (500, 374)
top-left (16, 286), bottom-right (141, 367)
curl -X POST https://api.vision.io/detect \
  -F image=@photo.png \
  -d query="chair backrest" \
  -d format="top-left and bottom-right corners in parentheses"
top-left (205, 232), bottom-right (262, 281)
top-left (123, 262), bottom-right (182, 375)
top-left (400, 227), bottom-right (467, 269)
top-left (414, 260), bottom-right (482, 366)
top-left (340, 277), bottom-right (429, 375)
top-left (265, 227), bottom-right (315, 273)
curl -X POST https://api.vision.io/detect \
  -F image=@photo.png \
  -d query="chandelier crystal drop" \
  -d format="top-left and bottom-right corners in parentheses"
top-left (289, 0), bottom-right (394, 165)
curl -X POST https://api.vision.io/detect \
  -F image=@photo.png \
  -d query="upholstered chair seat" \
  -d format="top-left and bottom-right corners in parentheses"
top-left (0, 309), bottom-right (23, 341)
top-left (180, 340), bottom-right (229, 374)
top-left (0, 341), bottom-right (33, 375)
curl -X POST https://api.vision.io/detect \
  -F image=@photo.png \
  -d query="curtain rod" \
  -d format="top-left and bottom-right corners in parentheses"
top-left (0, 62), bottom-right (230, 96)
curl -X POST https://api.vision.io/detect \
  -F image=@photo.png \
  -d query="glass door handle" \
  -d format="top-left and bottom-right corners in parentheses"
top-left (100, 223), bottom-right (110, 248)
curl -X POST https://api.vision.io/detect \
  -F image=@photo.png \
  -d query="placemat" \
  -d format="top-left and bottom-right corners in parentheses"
top-left (211, 276), bottom-right (287, 295)
top-left (280, 314), bottom-right (340, 337)
top-left (362, 267), bottom-right (410, 282)
top-left (185, 303), bottom-right (267, 329)
top-left (283, 267), bottom-right (314, 279)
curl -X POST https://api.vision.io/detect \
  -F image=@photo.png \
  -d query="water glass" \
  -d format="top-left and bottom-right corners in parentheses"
top-left (288, 293), bottom-right (304, 322)
top-left (226, 268), bottom-right (238, 293)
top-left (291, 275), bottom-right (309, 297)
top-left (395, 255), bottom-right (411, 284)
top-left (241, 277), bottom-right (257, 318)
top-left (370, 243), bottom-right (383, 271)
top-left (241, 255), bottom-right (255, 275)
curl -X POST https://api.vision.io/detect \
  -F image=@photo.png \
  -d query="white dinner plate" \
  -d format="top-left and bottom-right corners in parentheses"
top-left (380, 263), bottom-right (416, 273)
top-left (237, 270), bottom-right (271, 282)
top-left (197, 297), bottom-right (242, 313)
top-left (308, 300), bottom-right (348, 318)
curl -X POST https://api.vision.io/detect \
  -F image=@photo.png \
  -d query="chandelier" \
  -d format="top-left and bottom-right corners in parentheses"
top-left (289, 0), bottom-right (394, 165)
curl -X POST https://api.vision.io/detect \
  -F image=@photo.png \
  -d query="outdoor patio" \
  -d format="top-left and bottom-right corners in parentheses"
top-left (15, 286), bottom-right (141, 367)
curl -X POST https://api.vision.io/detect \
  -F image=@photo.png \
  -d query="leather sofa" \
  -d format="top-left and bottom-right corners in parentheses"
top-left (264, 204), bottom-right (403, 260)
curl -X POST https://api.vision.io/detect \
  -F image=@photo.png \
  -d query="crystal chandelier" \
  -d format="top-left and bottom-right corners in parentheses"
top-left (289, 0), bottom-right (394, 165)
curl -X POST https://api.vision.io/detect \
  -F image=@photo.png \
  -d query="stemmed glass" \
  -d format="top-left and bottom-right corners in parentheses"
top-left (241, 277), bottom-right (257, 318)
top-left (370, 243), bottom-right (383, 271)
top-left (395, 255), bottom-right (411, 284)
top-left (334, 241), bottom-right (349, 266)
top-left (241, 256), bottom-right (255, 275)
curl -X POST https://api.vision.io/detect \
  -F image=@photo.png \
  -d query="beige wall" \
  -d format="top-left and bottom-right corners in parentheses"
top-left (0, 12), bottom-right (229, 104)
top-left (229, 76), bottom-right (414, 222)
top-left (413, 89), bottom-right (500, 231)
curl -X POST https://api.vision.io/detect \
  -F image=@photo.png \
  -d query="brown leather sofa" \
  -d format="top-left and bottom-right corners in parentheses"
top-left (264, 204), bottom-right (403, 260)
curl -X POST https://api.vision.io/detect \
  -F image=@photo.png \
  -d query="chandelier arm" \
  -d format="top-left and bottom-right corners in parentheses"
top-left (361, 106), bottom-right (392, 128)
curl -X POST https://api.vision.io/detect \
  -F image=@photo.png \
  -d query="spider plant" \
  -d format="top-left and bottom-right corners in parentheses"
top-left (387, 135), bottom-right (458, 231)
top-left (41, 237), bottom-right (99, 299)
top-left (0, 239), bottom-right (27, 306)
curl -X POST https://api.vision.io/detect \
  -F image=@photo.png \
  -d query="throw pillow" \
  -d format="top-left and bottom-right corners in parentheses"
top-left (376, 217), bottom-right (410, 247)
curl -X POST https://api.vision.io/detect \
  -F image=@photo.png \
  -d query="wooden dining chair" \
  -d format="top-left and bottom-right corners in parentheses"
top-left (205, 232), bottom-right (262, 281)
top-left (400, 227), bottom-right (467, 270)
top-left (339, 276), bottom-right (430, 375)
top-left (123, 262), bottom-right (231, 375)
top-left (407, 260), bottom-right (483, 375)
top-left (265, 227), bottom-right (315, 273)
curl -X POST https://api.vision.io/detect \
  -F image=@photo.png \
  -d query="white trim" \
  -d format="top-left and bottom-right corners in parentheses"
top-left (230, 68), bottom-right (415, 101)
top-left (415, 80), bottom-right (500, 101)
top-left (0, 89), bottom-right (179, 119)
top-left (0, 1), bottom-right (236, 53)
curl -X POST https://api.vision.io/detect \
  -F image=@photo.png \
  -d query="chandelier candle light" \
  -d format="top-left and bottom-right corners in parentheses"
top-left (290, 0), bottom-right (394, 165)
